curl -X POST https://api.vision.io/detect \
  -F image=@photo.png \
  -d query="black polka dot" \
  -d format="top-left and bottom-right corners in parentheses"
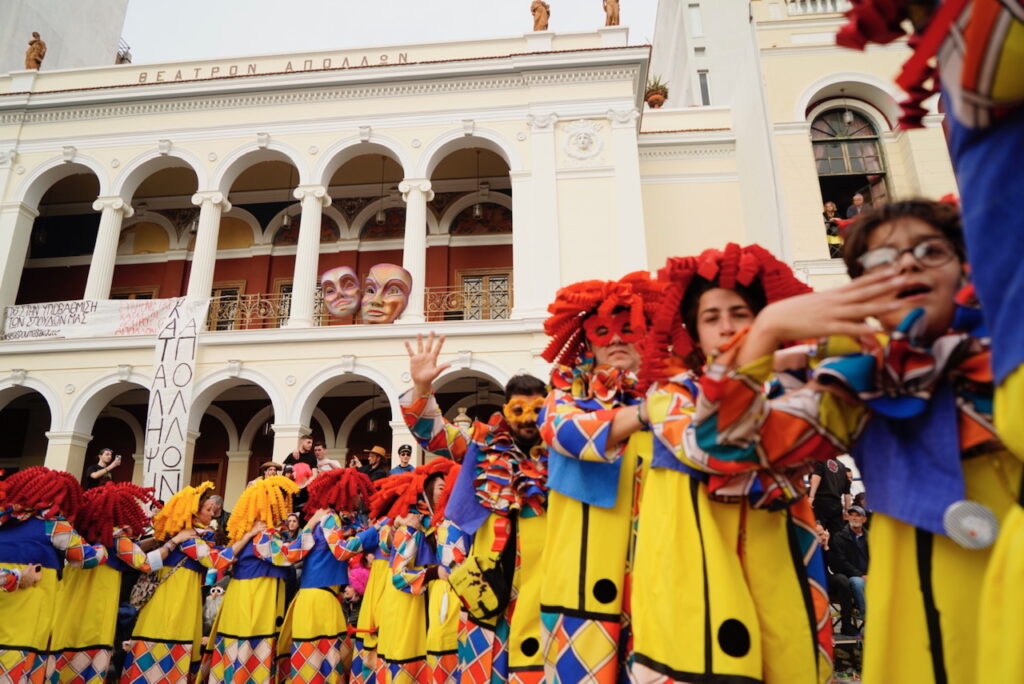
top-left (275, 616), bottom-right (284, 627)
top-left (521, 638), bottom-right (539, 657)
top-left (592, 579), bottom-right (617, 604)
top-left (717, 619), bottom-right (750, 657)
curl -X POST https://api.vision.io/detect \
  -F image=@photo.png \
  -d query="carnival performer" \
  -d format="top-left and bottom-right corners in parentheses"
top-left (631, 244), bottom-right (834, 683)
top-left (121, 482), bottom-right (240, 683)
top-left (269, 467), bottom-right (374, 684)
top-left (536, 272), bottom-right (661, 683)
top-left (200, 475), bottom-right (301, 682)
top-left (734, 199), bottom-right (1021, 684)
top-left (0, 466), bottom-right (106, 683)
top-left (344, 512), bottom-right (395, 684)
top-left (836, 5), bottom-right (1024, 681)
top-left (49, 482), bottom-right (182, 683)
top-left (402, 332), bottom-right (550, 683)
top-left (370, 459), bottom-right (459, 683)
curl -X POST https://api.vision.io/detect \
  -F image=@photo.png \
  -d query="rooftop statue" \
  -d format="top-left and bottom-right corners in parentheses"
top-left (603, 0), bottom-right (620, 27)
top-left (531, 0), bottom-right (550, 31)
top-left (25, 32), bottom-right (47, 70)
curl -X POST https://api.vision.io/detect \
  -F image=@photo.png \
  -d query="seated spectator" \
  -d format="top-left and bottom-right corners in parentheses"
top-left (816, 522), bottom-right (857, 636)
top-left (389, 444), bottom-right (415, 475)
top-left (831, 505), bottom-right (870, 622)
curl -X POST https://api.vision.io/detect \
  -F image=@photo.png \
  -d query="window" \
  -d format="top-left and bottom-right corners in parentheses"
top-left (459, 271), bottom-right (511, 321)
top-left (110, 286), bottom-right (158, 300)
top-left (688, 3), bottom-right (704, 37)
top-left (698, 71), bottom-right (711, 106)
top-left (811, 109), bottom-right (883, 175)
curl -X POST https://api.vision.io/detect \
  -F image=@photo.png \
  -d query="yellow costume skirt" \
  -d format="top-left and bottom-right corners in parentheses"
top-left (425, 580), bottom-right (460, 683)
top-left (377, 578), bottom-right (428, 683)
top-left (508, 514), bottom-right (545, 683)
top-left (275, 585), bottom-right (350, 684)
top-left (0, 563), bottom-right (58, 684)
top-left (200, 576), bottom-right (285, 683)
top-left (539, 434), bottom-right (645, 684)
top-left (122, 565), bottom-right (204, 683)
top-left (50, 564), bottom-right (121, 683)
top-left (352, 557), bottom-right (392, 684)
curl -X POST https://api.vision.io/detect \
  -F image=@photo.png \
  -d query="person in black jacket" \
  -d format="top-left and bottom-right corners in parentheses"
top-left (831, 505), bottom-right (869, 621)
top-left (816, 522), bottom-right (858, 636)
top-left (359, 445), bottom-right (389, 482)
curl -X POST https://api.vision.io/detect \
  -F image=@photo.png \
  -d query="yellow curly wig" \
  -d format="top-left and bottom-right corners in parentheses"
top-left (226, 475), bottom-right (299, 543)
top-left (151, 481), bottom-right (214, 541)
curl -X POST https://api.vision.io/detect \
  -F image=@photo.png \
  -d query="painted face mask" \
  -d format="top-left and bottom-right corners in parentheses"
top-left (321, 266), bottom-right (361, 317)
top-left (502, 396), bottom-right (545, 427)
top-left (583, 310), bottom-right (641, 347)
top-left (360, 263), bottom-right (412, 324)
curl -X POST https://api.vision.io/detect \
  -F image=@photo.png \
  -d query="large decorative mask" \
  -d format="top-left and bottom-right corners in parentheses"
top-left (321, 266), bottom-right (361, 318)
top-left (360, 263), bottom-right (412, 324)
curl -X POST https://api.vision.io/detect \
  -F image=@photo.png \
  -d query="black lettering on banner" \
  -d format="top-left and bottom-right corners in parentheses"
top-left (157, 472), bottom-right (180, 501)
top-left (172, 363), bottom-right (193, 387)
top-left (152, 365), bottom-right (168, 389)
top-left (161, 446), bottom-right (183, 469)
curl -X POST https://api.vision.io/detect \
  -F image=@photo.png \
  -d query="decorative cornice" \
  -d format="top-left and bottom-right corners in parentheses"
top-left (606, 107), bottom-right (640, 127)
top-left (527, 112), bottom-right (558, 131)
top-left (637, 143), bottom-right (736, 160)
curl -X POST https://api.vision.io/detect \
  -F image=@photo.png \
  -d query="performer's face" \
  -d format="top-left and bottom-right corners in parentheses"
top-left (196, 499), bottom-right (218, 526)
top-left (428, 476), bottom-right (446, 508)
top-left (321, 266), bottom-right (361, 317)
top-left (361, 264), bottom-right (412, 323)
top-left (862, 217), bottom-right (962, 343)
top-left (502, 394), bottom-right (545, 444)
top-left (695, 288), bottom-right (755, 355)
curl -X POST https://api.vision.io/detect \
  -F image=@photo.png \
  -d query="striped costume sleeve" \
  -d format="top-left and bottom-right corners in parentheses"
top-left (400, 389), bottom-right (477, 462)
top-left (179, 531), bottom-right (226, 570)
top-left (1, 568), bottom-right (19, 592)
top-left (47, 518), bottom-right (107, 568)
top-left (389, 525), bottom-right (433, 595)
top-left (343, 518), bottom-right (389, 555)
top-left (437, 519), bottom-right (470, 570)
top-left (254, 527), bottom-right (315, 565)
top-left (539, 387), bottom-right (623, 463)
top-left (113, 532), bottom-right (160, 572)
top-left (321, 513), bottom-right (361, 562)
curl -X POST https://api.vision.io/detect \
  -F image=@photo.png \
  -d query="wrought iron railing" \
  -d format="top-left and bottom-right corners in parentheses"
top-left (206, 290), bottom-right (342, 330)
top-left (425, 285), bottom-right (511, 322)
top-left (786, 0), bottom-right (850, 14)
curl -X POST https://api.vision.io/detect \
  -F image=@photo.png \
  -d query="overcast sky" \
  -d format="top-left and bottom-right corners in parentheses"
top-left (122, 0), bottom-right (659, 65)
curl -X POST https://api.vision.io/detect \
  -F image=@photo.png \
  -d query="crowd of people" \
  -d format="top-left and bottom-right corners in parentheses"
top-left (1, 193), bottom-right (1021, 684)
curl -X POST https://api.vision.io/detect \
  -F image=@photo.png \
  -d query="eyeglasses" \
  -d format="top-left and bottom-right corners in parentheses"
top-left (857, 236), bottom-right (958, 273)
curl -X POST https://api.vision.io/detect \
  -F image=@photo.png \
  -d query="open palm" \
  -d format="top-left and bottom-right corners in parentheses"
top-left (405, 332), bottom-right (451, 396)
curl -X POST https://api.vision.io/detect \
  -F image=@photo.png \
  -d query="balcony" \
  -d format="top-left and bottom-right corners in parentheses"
top-left (425, 284), bottom-right (511, 322)
top-left (786, 0), bottom-right (850, 15)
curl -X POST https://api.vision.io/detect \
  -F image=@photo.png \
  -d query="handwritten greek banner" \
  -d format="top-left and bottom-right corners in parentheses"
top-left (2, 299), bottom-right (183, 340)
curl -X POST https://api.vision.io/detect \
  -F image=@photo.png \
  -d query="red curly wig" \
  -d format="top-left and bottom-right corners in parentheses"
top-left (641, 244), bottom-right (811, 388)
top-left (306, 469), bottom-right (375, 514)
top-left (369, 458), bottom-right (460, 521)
top-left (3, 467), bottom-right (84, 520)
top-left (75, 482), bottom-right (157, 548)
top-left (542, 271), bottom-right (664, 367)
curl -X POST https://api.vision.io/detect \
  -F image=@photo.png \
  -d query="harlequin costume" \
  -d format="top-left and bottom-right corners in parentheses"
top-left (630, 245), bottom-right (833, 684)
top-left (370, 459), bottom-right (459, 684)
top-left (536, 272), bottom-right (661, 684)
top-left (344, 515), bottom-right (395, 684)
top-left (836, 3), bottom-right (1024, 680)
top-left (49, 482), bottom-right (163, 683)
top-left (401, 384), bottom-right (549, 684)
top-left (268, 468), bottom-right (374, 684)
top-left (122, 482), bottom-right (231, 683)
top-left (198, 475), bottom-right (301, 683)
top-left (0, 467), bottom-right (106, 683)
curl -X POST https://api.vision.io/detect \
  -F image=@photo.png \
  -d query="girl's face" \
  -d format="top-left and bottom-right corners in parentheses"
top-left (861, 217), bottom-right (962, 342)
top-left (286, 516), bottom-right (299, 532)
top-left (195, 499), bottom-right (218, 526)
top-left (428, 477), bottom-right (445, 508)
top-left (694, 288), bottom-right (755, 355)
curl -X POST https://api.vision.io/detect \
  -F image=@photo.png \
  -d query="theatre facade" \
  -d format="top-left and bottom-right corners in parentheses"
top-left (0, 1), bottom-right (956, 505)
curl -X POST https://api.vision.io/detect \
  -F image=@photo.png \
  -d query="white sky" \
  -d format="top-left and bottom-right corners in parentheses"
top-left (122, 0), bottom-right (660, 65)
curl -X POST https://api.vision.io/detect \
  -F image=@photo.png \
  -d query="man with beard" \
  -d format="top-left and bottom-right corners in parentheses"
top-left (401, 332), bottom-right (549, 683)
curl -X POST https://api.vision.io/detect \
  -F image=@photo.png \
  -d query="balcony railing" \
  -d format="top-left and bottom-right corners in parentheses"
top-left (425, 285), bottom-right (511, 322)
top-left (786, 0), bottom-right (850, 15)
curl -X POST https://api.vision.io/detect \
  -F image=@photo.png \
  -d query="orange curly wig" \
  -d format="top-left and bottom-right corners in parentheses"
top-left (306, 469), bottom-right (374, 514)
top-left (2, 466), bottom-right (84, 520)
top-left (541, 271), bottom-right (664, 367)
top-left (641, 244), bottom-right (811, 388)
top-left (76, 482), bottom-right (158, 548)
top-left (369, 458), bottom-right (460, 521)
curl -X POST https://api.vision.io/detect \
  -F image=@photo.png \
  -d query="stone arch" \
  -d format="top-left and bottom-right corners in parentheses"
top-left (66, 370), bottom-right (151, 435)
top-left (189, 368), bottom-right (286, 434)
top-left (0, 375), bottom-right (62, 431)
top-left (316, 136), bottom-right (414, 188)
top-left (806, 98), bottom-right (894, 140)
top-left (98, 406), bottom-right (145, 455)
top-left (239, 405), bottom-right (275, 453)
top-left (437, 191), bottom-right (514, 235)
top-left (221, 206), bottom-right (264, 246)
top-left (17, 155), bottom-right (109, 210)
top-left (337, 397), bottom-right (376, 450)
top-left (795, 73), bottom-right (902, 130)
top-left (311, 407), bottom-right (336, 449)
top-left (112, 148), bottom-right (208, 201)
top-left (436, 360), bottom-right (511, 389)
top-left (211, 142), bottom-right (307, 195)
top-left (122, 211), bottom-right (179, 251)
top-left (264, 205), bottom-right (346, 245)
top-left (349, 198), bottom-right (438, 240)
top-left (292, 364), bottom-right (401, 429)
top-left (416, 129), bottom-right (522, 179)
top-left (204, 404), bottom-right (240, 453)
top-left (445, 392), bottom-right (505, 421)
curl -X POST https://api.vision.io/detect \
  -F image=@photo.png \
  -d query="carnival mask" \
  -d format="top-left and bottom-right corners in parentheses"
top-left (321, 266), bottom-right (361, 317)
top-left (502, 396), bottom-right (545, 427)
top-left (583, 310), bottom-right (641, 346)
top-left (360, 263), bottom-right (412, 324)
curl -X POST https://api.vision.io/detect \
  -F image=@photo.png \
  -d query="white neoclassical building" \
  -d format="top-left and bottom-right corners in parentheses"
top-left (0, 0), bottom-right (957, 505)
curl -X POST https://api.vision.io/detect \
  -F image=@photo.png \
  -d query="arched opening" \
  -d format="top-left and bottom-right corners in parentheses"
top-left (811, 106), bottom-right (889, 257)
top-left (17, 172), bottom-right (101, 304)
top-left (316, 377), bottom-right (393, 465)
top-left (194, 381), bottom-right (276, 495)
top-left (85, 387), bottom-right (149, 485)
top-left (0, 390), bottom-right (51, 473)
top-left (433, 371), bottom-right (504, 426)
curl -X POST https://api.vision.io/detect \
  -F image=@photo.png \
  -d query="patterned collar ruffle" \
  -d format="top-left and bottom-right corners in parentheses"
top-left (551, 352), bottom-right (641, 405)
top-left (473, 414), bottom-right (548, 517)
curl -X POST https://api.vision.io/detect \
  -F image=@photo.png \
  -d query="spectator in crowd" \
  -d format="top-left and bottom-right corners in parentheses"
top-left (284, 435), bottom-right (317, 470)
top-left (83, 448), bottom-right (121, 490)
top-left (852, 492), bottom-right (871, 528)
top-left (389, 444), bottom-right (414, 475)
top-left (824, 201), bottom-right (843, 257)
top-left (347, 452), bottom-right (364, 469)
top-left (816, 521), bottom-right (858, 636)
top-left (291, 463), bottom-right (314, 512)
top-left (248, 461), bottom-right (283, 486)
top-left (206, 494), bottom-right (230, 545)
top-left (809, 457), bottom-right (852, 537)
top-left (344, 559), bottom-right (370, 627)
top-left (359, 446), bottom-right (389, 482)
top-left (831, 505), bottom-right (870, 623)
top-left (846, 192), bottom-right (868, 218)
top-left (313, 441), bottom-right (343, 473)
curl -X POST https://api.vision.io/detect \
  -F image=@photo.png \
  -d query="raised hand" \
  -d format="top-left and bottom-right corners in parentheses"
top-left (404, 332), bottom-right (452, 396)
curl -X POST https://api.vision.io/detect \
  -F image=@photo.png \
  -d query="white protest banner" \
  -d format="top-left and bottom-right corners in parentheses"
top-left (143, 298), bottom-right (210, 501)
top-left (3, 298), bottom-right (183, 341)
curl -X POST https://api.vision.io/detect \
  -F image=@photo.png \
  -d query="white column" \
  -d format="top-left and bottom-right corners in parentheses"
top-left (84, 196), bottom-right (134, 300)
top-left (0, 202), bottom-right (39, 309)
top-left (607, 108), bottom-right (649, 272)
top-left (286, 185), bottom-right (331, 328)
top-left (43, 430), bottom-right (93, 476)
top-left (186, 191), bottom-right (231, 299)
top-left (223, 450), bottom-right (253, 508)
top-left (398, 179), bottom-right (432, 323)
